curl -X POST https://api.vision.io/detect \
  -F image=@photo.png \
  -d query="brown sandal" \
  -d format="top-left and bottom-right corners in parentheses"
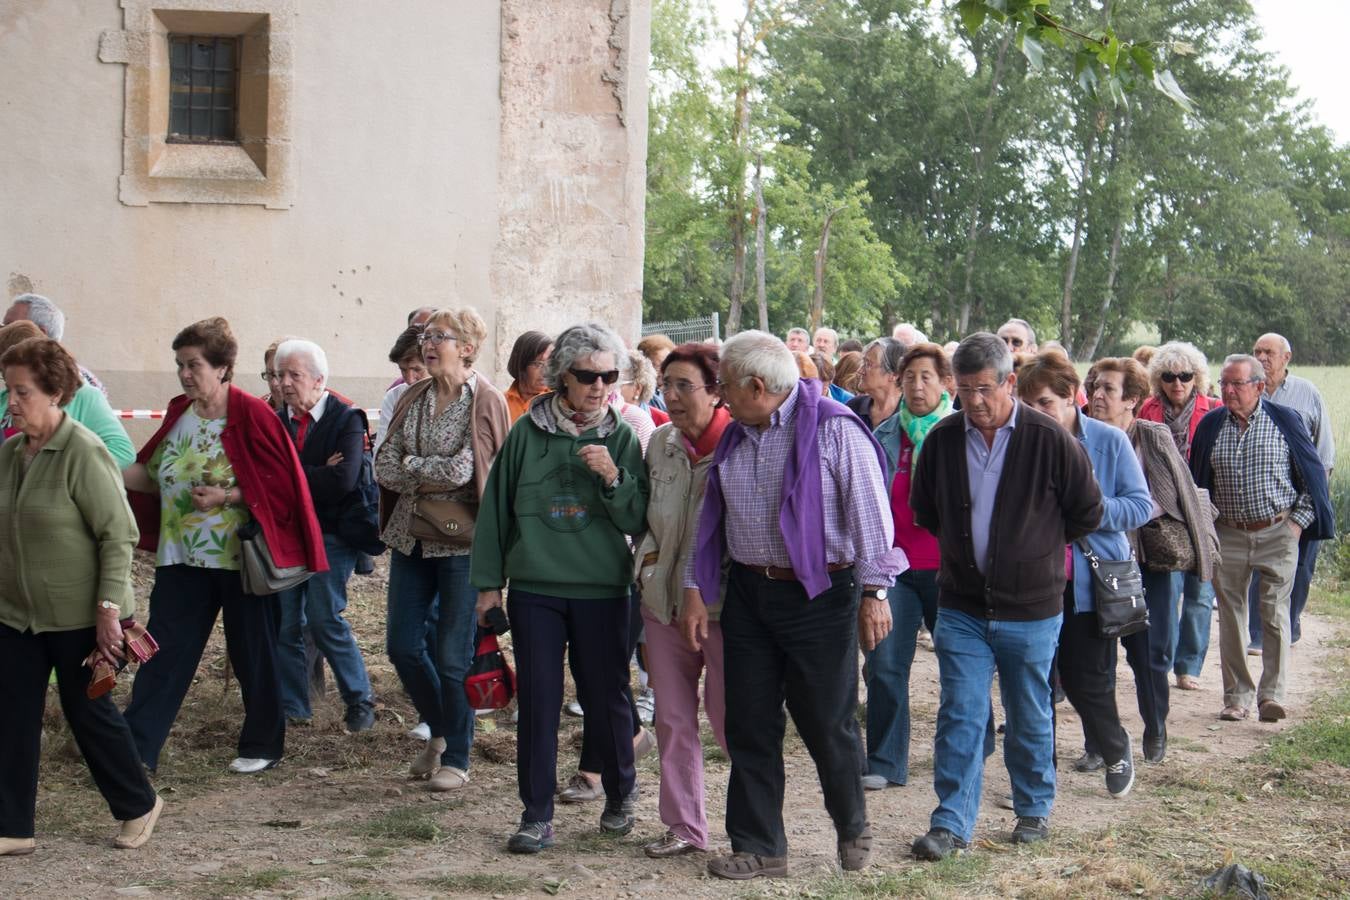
top-left (707, 852), bottom-right (788, 880)
top-left (1219, 705), bottom-right (1249, 721)
top-left (838, 825), bottom-right (874, 871)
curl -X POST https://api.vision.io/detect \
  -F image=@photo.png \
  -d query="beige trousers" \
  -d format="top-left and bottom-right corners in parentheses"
top-left (1212, 521), bottom-right (1299, 709)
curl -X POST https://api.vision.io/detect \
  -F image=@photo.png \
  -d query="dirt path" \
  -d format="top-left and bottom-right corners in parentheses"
top-left (6, 565), bottom-right (1348, 898)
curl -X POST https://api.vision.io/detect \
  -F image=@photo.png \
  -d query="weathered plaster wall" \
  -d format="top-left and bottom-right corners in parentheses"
top-left (489, 0), bottom-right (650, 371)
top-left (1, 0), bottom-right (648, 411)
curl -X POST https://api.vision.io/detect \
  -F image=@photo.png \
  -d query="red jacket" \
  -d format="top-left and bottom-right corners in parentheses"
top-left (130, 385), bottom-right (328, 572)
top-left (1137, 392), bottom-right (1221, 459)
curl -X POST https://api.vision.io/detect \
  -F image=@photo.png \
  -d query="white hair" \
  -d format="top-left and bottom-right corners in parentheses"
top-left (1224, 353), bottom-right (1266, 383)
top-left (10, 293), bottom-right (65, 342)
top-left (813, 326), bottom-right (838, 342)
top-left (891, 322), bottom-right (927, 345)
top-left (721, 330), bottom-right (799, 393)
top-left (275, 338), bottom-right (329, 380)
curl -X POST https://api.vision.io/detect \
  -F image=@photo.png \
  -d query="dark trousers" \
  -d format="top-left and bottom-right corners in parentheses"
top-left (124, 565), bottom-right (285, 771)
top-left (0, 624), bottom-right (158, 837)
top-left (1058, 603), bottom-right (1129, 764)
top-left (576, 585), bottom-right (643, 773)
top-left (722, 564), bottom-right (867, 858)
top-left (508, 589), bottom-right (635, 824)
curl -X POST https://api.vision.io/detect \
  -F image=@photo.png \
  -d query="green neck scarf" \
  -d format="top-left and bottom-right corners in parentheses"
top-left (898, 391), bottom-right (952, 458)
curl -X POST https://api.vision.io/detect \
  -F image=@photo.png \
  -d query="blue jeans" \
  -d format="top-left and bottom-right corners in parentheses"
top-left (931, 608), bottom-right (1060, 843)
top-left (1172, 572), bottom-right (1215, 677)
top-left (1247, 536), bottom-right (1319, 649)
top-left (864, 569), bottom-right (938, 785)
top-left (386, 547), bottom-right (477, 771)
top-left (276, 533), bottom-right (372, 718)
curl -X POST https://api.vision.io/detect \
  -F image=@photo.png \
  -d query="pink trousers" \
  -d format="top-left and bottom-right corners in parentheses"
top-left (641, 606), bottom-right (727, 848)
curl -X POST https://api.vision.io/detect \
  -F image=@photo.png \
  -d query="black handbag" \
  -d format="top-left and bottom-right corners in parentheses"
top-left (336, 449), bottom-right (386, 556)
top-left (1076, 539), bottom-right (1149, 639)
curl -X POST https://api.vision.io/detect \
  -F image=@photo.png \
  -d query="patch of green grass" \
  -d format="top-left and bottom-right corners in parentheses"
top-left (1308, 583), bottom-right (1350, 620)
top-left (194, 867), bottom-right (296, 897)
top-left (1230, 854), bottom-right (1344, 897)
top-left (418, 873), bottom-right (531, 894)
top-left (1262, 686), bottom-right (1350, 769)
top-left (357, 806), bottom-right (444, 843)
top-left (793, 854), bottom-right (991, 898)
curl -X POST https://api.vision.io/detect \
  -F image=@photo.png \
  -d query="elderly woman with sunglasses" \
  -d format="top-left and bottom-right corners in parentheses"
top-left (375, 309), bottom-right (510, 792)
top-left (472, 323), bottom-right (649, 855)
top-left (1137, 341), bottom-right (1222, 691)
top-left (632, 342), bottom-right (732, 858)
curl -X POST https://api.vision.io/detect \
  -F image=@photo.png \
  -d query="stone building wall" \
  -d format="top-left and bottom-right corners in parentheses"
top-left (0, 0), bottom-right (649, 414)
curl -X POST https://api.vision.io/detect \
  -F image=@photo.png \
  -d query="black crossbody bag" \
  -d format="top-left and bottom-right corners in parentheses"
top-left (1076, 539), bottom-right (1149, 639)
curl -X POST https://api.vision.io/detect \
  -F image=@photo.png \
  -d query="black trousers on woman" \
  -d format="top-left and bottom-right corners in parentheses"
top-left (508, 589), bottom-right (635, 824)
top-left (123, 565), bottom-right (285, 771)
top-left (575, 584), bottom-right (644, 773)
top-left (0, 623), bottom-right (158, 838)
top-left (1057, 589), bottom-right (1129, 765)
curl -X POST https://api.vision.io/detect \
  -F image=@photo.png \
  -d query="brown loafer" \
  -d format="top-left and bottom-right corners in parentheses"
top-left (0, 837), bottom-right (35, 856)
top-left (1176, 675), bottom-right (1201, 691)
top-left (707, 851), bottom-right (788, 880)
top-left (1219, 705), bottom-right (1249, 721)
top-left (643, 830), bottom-right (700, 858)
top-left (114, 795), bottom-right (164, 850)
top-left (1258, 700), bottom-right (1287, 722)
top-left (838, 824), bottom-right (873, 872)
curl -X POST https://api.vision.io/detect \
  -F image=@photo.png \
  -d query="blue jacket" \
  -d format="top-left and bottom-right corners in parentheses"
top-left (1189, 399), bottom-right (1336, 542)
top-left (1071, 412), bottom-right (1153, 614)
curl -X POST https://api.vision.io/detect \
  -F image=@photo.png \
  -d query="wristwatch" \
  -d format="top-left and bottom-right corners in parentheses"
top-left (862, 588), bottom-right (888, 601)
top-left (98, 600), bottom-right (118, 612)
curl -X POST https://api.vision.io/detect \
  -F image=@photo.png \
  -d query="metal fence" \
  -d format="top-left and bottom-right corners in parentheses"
top-left (640, 312), bottom-right (721, 345)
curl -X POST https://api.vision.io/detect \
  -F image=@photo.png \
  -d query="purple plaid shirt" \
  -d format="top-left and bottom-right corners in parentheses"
top-left (685, 385), bottom-right (906, 588)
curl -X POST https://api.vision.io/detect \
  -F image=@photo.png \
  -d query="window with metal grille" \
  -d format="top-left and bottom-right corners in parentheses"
top-left (168, 35), bottom-right (238, 143)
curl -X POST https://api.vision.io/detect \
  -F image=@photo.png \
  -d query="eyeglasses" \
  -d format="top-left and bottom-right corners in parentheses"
top-left (418, 330), bottom-right (458, 346)
top-left (260, 370), bottom-right (280, 382)
top-left (569, 367), bottom-right (620, 386)
top-left (660, 378), bottom-right (712, 396)
top-left (954, 383), bottom-right (1005, 400)
top-left (526, 360), bottom-right (547, 371)
top-left (1160, 371), bottom-right (1194, 384)
top-left (1219, 378), bottom-right (1260, 389)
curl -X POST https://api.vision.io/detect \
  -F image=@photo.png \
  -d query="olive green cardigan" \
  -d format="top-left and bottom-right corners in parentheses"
top-left (0, 414), bottom-right (139, 632)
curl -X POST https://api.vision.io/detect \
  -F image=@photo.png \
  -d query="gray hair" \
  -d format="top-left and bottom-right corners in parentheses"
top-left (623, 349), bottom-right (657, 405)
top-left (1223, 353), bottom-right (1266, 383)
top-left (275, 338), bottom-right (329, 380)
top-left (891, 322), bottom-right (928, 345)
top-left (1149, 341), bottom-right (1210, 397)
top-left (862, 337), bottom-right (906, 377)
top-left (785, 327), bottom-right (809, 341)
top-left (999, 317), bottom-right (1036, 346)
top-left (1256, 332), bottom-right (1292, 353)
top-left (546, 322), bottom-right (627, 390)
top-left (813, 326), bottom-right (838, 342)
top-left (721, 330), bottom-right (799, 393)
top-left (953, 332), bottom-right (1013, 382)
top-left (9, 293), bottom-right (65, 342)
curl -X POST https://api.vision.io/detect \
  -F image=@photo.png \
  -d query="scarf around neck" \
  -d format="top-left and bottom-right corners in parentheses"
top-left (551, 392), bottom-right (608, 437)
top-left (680, 406), bottom-right (732, 462)
top-left (1162, 390), bottom-right (1196, 457)
top-left (897, 391), bottom-right (952, 459)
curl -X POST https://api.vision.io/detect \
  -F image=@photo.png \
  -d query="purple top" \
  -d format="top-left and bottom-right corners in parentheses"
top-left (689, 378), bottom-right (907, 600)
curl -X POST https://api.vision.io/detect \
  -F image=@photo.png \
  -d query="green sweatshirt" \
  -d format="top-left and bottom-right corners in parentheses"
top-left (471, 401), bottom-right (648, 599)
top-left (0, 384), bottom-right (135, 468)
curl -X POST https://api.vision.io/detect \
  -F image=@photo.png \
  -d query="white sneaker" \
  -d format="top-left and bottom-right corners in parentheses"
top-left (409, 721), bottom-right (432, 740)
top-left (228, 757), bottom-right (279, 774)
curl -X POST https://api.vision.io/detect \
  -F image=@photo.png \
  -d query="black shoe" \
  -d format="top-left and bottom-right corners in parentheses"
top-left (354, 552), bottom-right (376, 575)
top-left (344, 702), bottom-right (376, 734)
top-left (1010, 816), bottom-right (1049, 844)
top-left (911, 828), bottom-right (967, 861)
top-left (507, 820), bottom-right (555, 854)
top-left (1073, 751), bottom-right (1104, 773)
top-left (1105, 734), bottom-right (1136, 798)
top-left (599, 787), bottom-right (637, 835)
top-left (1143, 734), bottom-right (1166, 764)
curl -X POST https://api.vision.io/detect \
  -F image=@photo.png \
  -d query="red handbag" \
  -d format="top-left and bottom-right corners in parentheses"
top-left (463, 632), bottom-right (516, 710)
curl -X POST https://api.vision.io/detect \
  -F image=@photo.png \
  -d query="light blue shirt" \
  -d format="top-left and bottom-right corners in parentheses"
top-left (1070, 411), bottom-right (1153, 613)
top-left (964, 403), bottom-right (1019, 575)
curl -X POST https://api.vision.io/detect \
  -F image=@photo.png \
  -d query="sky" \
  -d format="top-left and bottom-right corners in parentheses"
top-left (706, 0), bottom-right (1350, 144)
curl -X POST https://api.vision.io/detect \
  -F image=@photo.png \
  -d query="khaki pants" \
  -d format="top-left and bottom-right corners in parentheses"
top-left (1212, 522), bottom-right (1299, 709)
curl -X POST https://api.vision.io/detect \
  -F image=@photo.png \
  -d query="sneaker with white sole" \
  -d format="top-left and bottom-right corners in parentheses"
top-left (409, 721), bottom-right (431, 740)
top-left (1105, 734), bottom-right (1135, 798)
top-left (228, 757), bottom-right (279, 774)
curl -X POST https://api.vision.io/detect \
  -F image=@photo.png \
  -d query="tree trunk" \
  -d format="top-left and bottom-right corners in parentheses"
top-left (1081, 112), bottom-right (1131, 361)
top-left (1060, 126), bottom-right (1097, 357)
top-left (725, 1), bottom-right (757, 336)
top-left (810, 206), bottom-right (846, 331)
top-left (753, 154), bottom-right (768, 331)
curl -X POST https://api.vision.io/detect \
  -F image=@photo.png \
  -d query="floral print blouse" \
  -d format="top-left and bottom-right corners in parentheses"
top-left (375, 375), bottom-right (477, 558)
top-left (148, 410), bottom-right (250, 570)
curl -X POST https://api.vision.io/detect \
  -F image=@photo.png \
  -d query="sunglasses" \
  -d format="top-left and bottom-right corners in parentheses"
top-left (569, 367), bottom-right (620, 386)
top-left (1160, 372), bottom-right (1195, 384)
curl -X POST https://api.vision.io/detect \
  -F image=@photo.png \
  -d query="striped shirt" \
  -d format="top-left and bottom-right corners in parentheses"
top-left (1266, 373), bottom-right (1335, 471)
top-left (687, 385), bottom-right (906, 588)
top-left (1210, 404), bottom-right (1314, 528)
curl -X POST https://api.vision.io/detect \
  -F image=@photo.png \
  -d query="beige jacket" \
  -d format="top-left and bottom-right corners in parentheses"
top-left (634, 423), bottom-right (723, 625)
